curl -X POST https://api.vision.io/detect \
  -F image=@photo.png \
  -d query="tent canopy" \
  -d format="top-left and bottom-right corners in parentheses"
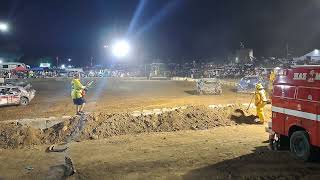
top-left (30, 67), bottom-right (44, 71)
top-left (14, 66), bottom-right (28, 72)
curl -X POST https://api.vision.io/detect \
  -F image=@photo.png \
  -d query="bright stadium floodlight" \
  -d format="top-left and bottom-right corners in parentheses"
top-left (61, 64), bottom-right (66, 69)
top-left (111, 40), bottom-right (130, 58)
top-left (0, 22), bottom-right (9, 32)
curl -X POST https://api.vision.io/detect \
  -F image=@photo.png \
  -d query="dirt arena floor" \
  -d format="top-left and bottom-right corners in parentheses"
top-left (1, 78), bottom-right (319, 179)
top-left (0, 78), bottom-right (251, 121)
top-left (1, 125), bottom-right (320, 179)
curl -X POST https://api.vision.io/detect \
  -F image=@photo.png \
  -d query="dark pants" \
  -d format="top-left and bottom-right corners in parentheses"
top-left (73, 97), bottom-right (86, 105)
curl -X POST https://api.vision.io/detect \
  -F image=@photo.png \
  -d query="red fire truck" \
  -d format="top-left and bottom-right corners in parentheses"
top-left (269, 65), bottom-right (320, 161)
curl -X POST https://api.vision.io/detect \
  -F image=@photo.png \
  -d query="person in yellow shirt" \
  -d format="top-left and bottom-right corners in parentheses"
top-left (269, 67), bottom-right (281, 94)
top-left (71, 73), bottom-right (86, 115)
top-left (254, 83), bottom-right (267, 124)
top-left (268, 70), bottom-right (276, 93)
top-left (269, 70), bottom-right (276, 83)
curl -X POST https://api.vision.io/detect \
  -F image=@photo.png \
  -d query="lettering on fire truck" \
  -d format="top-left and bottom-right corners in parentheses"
top-left (293, 71), bottom-right (320, 81)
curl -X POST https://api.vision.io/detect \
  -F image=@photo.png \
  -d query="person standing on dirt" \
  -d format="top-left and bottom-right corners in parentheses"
top-left (254, 83), bottom-right (267, 124)
top-left (71, 73), bottom-right (86, 115)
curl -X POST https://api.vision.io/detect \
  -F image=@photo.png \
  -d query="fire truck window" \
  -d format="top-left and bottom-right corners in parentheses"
top-left (297, 87), bottom-right (320, 102)
top-left (310, 89), bottom-right (320, 102)
top-left (273, 85), bottom-right (295, 99)
top-left (273, 85), bottom-right (282, 97)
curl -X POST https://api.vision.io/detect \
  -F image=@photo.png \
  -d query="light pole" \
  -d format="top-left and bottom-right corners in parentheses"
top-left (90, 57), bottom-right (94, 67)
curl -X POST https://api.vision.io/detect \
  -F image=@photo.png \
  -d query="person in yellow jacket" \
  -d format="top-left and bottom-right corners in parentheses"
top-left (71, 73), bottom-right (86, 115)
top-left (269, 70), bottom-right (276, 83)
top-left (254, 83), bottom-right (267, 124)
top-left (268, 70), bottom-right (276, 93)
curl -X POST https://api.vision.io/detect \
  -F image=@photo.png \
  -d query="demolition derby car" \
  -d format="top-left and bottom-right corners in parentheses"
top-left (196, 78), bottom-right (222, 95)
top-left (236, 75), bottom-right (268, 93)
top-left (4, 78), bottom-right (30, 87)
top-left (0, 84), bottom-right (36, 106)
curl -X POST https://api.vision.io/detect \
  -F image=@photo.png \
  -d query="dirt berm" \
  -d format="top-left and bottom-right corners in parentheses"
top-left (0, 105), bottom-right (270, 149)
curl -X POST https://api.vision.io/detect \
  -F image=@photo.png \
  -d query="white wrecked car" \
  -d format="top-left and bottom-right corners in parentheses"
top-left (196, 78), bottom-right (222, 95)
top-left (0, 85), bottom-right (36, 106)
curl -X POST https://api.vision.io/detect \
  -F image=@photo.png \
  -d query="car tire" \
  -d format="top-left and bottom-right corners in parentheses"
top-left (290, 131), bottom-right (313, 161)
top-left (20, 97), bottom-right (29, 106)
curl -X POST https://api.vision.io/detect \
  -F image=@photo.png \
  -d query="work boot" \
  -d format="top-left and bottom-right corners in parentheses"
top-left (254, 118), bottom-right (260, 123)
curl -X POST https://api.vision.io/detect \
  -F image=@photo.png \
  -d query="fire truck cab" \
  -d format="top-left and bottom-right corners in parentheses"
top-left (270, 65), bottom-right (320, 161)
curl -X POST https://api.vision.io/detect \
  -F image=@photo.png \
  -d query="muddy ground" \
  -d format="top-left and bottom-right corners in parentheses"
top-left (1, 125), bottom-right (320, 180)
top-left (0, 78), bottom-right (251, 121)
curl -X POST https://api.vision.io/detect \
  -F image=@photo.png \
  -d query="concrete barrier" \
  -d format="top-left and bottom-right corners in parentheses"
top-left (131, 104), bottom-right (252, 117)
top-left (0, 116), bottom-right (71, 130)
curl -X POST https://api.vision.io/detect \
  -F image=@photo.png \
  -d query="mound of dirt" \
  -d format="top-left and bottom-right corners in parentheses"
top-left (0, 123), bottom-right (44, 148)
top-left (0, 104), bottom-right (269, 149)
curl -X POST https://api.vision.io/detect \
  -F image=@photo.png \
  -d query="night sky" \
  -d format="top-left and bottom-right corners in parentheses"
top-left (1, 0), bottom-right (320, 65)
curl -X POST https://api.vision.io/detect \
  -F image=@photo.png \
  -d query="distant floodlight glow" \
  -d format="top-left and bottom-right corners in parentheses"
top-left (0, 22), bottom-right (9, 32)
top-left (61, 64), bottom-right (66, 69)
top-left (112, 40), bottom-right (130, 58)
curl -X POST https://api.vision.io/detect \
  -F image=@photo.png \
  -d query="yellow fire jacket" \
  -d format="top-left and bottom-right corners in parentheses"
top-left (71, 79), bottom-right (85, 99)
top-left (255, 89), bottom-right (267, 106)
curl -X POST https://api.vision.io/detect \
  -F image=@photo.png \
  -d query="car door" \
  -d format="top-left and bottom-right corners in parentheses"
top-left (7, 88), bottom-right (20, 104)
top-left (0, 88), bottom-right (8, 105)
top-left (5, 88), bottom-right (14, 105)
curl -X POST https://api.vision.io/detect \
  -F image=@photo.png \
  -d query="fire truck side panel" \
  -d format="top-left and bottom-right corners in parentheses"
top-left (296, 87), bottom-right (320, 146)
top-left (272, 84), bottom-right (297, 135)
top-left (271, 97), bottom-right (285, 134)
top-left (285, 116), bottom-right (318, 146)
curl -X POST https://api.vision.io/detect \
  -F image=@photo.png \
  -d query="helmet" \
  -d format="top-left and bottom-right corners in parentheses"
top-left (256, 83), bottom-right (264, 90)
top-left (274, 67), bottom-right (281, 74)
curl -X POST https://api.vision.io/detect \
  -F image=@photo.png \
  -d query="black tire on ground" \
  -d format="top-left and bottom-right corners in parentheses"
top-left (20, 97), bottom-right (29, 106)
top-left (290, 131), bottom-right (313, 161)
top-left (271, 135), bottom-right (289, 151)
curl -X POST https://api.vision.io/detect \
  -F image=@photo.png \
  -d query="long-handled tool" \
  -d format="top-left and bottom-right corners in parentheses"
top-left (81, 80), bottom-right (95, 97)
top-left (246, 92), bottom-right (255, 112)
